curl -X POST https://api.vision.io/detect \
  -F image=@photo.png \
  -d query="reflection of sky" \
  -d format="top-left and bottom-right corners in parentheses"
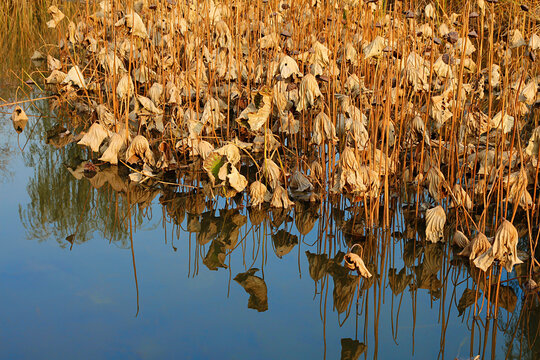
top-left (0, 112), bottom-right (513, 360)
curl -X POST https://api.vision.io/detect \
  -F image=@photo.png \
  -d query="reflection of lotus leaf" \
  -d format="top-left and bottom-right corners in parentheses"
top-left (423, 243), bottom-right (443, 276)
top-left (414, 263), bottom-right (442, 299)
top-left (305, 251), bottom-right (329, 282)
top-left (186, 213), bottom-right (201, 233)
top-left (295, 206), bottom-right (318, 235)
top-left (486, 285), bottom-right (517, 313)
top-left (126, 183), bottom-right (161, 209)
top-left (388, 268), bottom-right (412, 294)
top-left (186, 193), bottom-right (206, 215)
top-left (403, 240), bottom-right (423, 268)
top-left (203, 239), bottom-right (227, 271)
top-left (248, 206), bottom-right (268, 226)
top-left (270, 207), bottom-right (292, 228)
top-left (457, 288), bottom-right (479, 316)
top-left (328, 259), bottom-right (359, 314)
top-left (197, 211), bottom-right (219, 245)
top-left (162, 194), bottom-right (187, 225)
top-left (234, 268), bottom-right (268, 312)
top-left (272, 230), bottom-right (298, 258)
top-left (340, 338), bottom-right (366, 360)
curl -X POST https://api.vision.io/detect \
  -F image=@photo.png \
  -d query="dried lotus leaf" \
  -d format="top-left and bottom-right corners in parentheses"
top-left (116, 12), bottom-right (148, 39)
top-left (425, 3), bottom-right (435, 19)
top-left (363, 36), bottom-right (386, 59)
top-left (78, 122), bottom-right (109, 152)
top-left (296, 74), bottom-right (322, 111)
top-left (452, 230), bottom-right (470, 248)
top-left (246, 89), bottom-right (272, 132)
top-left (290, 170), bottom-right (313, 192)
top-left (519, 80), bottom-right (537, 105)
top-left (263, 158), bottom-right (281, 189)
top-left (227, 166), bottom-right (248, 193)
top-left (116, 74), bottom-right (134, 100)
top-left (11, 106), bottom-right (28, 134)
top-left (47, 6), bottom-right (65, 28)
top-left (509, 29), bottom-right (527, 48)
top-left (425, 205), bottom-right (446, 243)
top-left (125, 135), bottom-right (155, 166)
top-left (62, 66), bottom-right (87, 89)
top-left (215, 143), bottom-right (240, 165)
top-left (47, 55), bottom-right (62, 71)
top-left (312, 111), bottom-right (338, 145)
top-left (451, 184), bottom-right (473, 210)
top-left (46, 70), bottom-right (67, 84)
top-left (270, 185), bottom-right (294, 209)
top-left (137, 95), bottom-right (162, 114)
top-left (278, 55), bottom-right (301, 79)
top-left (148, 82), bottom-right (163, 104)
top-left (490, 111), bottom-right (514, 134)
top-left (99, 132), bottom-right (126, 165)
top-left (250, 181), bottom-right (268, 209)
top-left (492, 220), bottom-right (523, 272)
top-left (529, 33), bottom-right (540, 51)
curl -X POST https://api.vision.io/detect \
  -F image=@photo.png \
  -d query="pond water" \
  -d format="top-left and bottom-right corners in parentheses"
top-left (1, 90), bottom-right (539, 360)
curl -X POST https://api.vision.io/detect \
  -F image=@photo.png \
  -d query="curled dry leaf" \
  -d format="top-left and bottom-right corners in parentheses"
top-left (47, 6), bottom-right (65, 28)
top-left (363, 36), bottom-right (386, 59)
top-left (278, 55), bottom-right (301, 79)
top-left (263, 158), bottom-right (281, 189)
top-left (11, 106), bottom-right (28, 134)
top-left (215, 143), bottom-right (241, 165)
top-left (344, 252), bottom-right (372, 278)
top-left (474, 220), bottom-right (523, 272)
top-left (250, 181), bottom-right (268, 209)
top-left (452, 230), bottom-right (469, 248)
top-left (78, 122), bottom-right (109, 152)
top-left (529, 33), bottom-right (540, 51)
top-left (312, 111), bottom-right (338, 145)
top-left (62, 66), bottom-right (87, 89)
top-left (459, 232), bottom-right (490, 260)
top-left (490, 111), bottom-right (514, 134)
top-left (296, 74), bottom-right (322, 111)
top-left (509, 29), bottom-right (527, 48)
top-left (99, 132), bottom-right (127, 165)
top-left (290, 170), bottom-right (313, 192)
top-left (116, 74), bottom-right (134, 100)
top-left (270, 185), bottom-right (294, 209)
top-left (126, 135), bottom-right (155, 166)
top-left (451, 184), bottom-right (473, 210)
top-left (115, 12), bottom-right (148, 39)
top-left (227, 166), bottom-right (248, 193)
top-left (425, 205), bottom-right (446, 243)
top-left (46, 70), bottom-right (67, 84)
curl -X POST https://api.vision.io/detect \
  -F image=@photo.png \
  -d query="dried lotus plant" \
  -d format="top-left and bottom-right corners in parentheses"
top-left (425, 206), bottom-right (446, 243)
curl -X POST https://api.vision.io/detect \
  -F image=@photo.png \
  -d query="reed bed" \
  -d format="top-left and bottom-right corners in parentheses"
top-left (9, 0), bottom-right (540, 331)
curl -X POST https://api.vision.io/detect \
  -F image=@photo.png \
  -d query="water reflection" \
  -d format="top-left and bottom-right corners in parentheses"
top-left (11, 113), bottom-right (540, 359)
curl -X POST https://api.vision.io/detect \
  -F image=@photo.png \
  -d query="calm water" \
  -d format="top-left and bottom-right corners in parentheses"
top-left (0, 93), bottom-right (539, 360)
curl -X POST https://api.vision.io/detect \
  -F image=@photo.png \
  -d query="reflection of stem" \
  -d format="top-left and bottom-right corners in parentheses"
top-left (127, 191), bottom-right (140, 317)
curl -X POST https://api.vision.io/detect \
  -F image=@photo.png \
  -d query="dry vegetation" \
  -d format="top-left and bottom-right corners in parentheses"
top-left (7, 0), bottom-right (540, 324)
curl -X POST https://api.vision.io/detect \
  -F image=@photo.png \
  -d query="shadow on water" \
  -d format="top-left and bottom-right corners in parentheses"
top-left (6, 103), bottom-right (540, 360)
